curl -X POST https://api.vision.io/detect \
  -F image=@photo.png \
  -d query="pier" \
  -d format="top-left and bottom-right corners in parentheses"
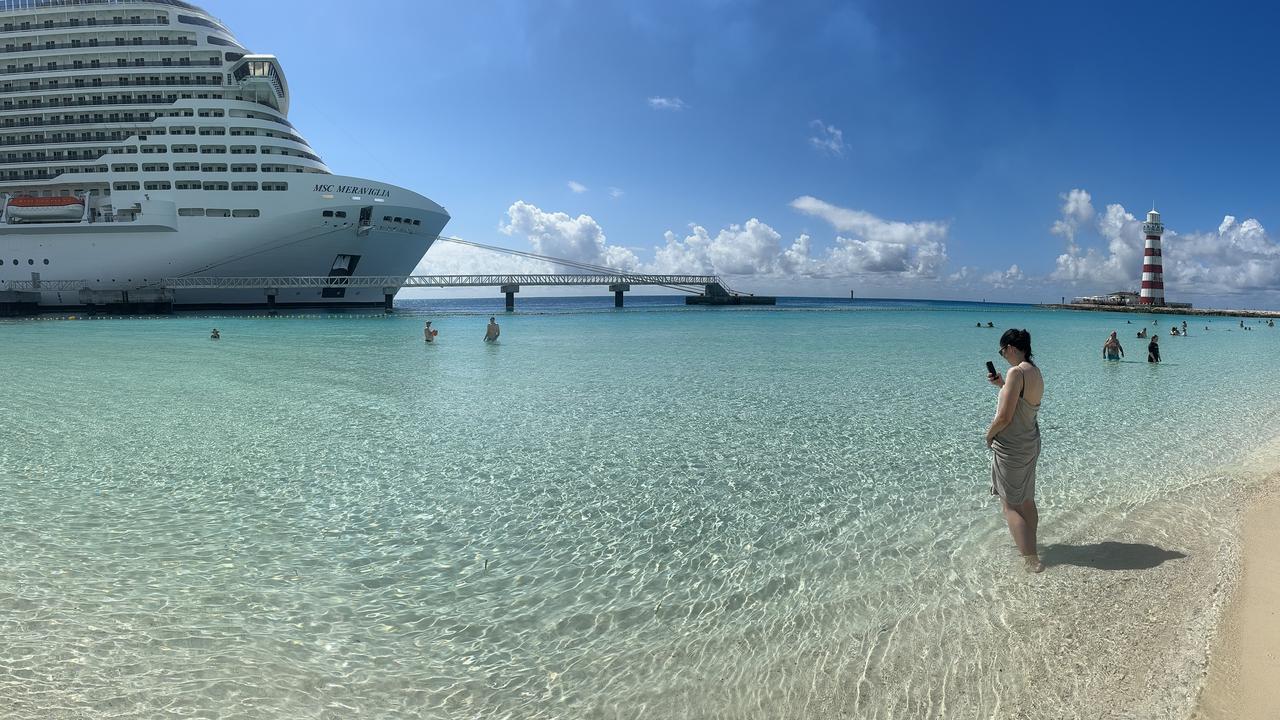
top-left (0, 234), bottom-right (775, 314)
top-left (1, 272), bottom-right (774, 314)
top-left (1037, 303), bottom-right (1280, 319)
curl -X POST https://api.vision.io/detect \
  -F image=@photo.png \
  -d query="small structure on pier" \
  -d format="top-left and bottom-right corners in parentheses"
top-left (686, 282), bottom-right (775, 305)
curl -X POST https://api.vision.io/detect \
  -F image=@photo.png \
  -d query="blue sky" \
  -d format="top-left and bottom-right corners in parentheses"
top-left (205, 1), bottom-right (1280, 306)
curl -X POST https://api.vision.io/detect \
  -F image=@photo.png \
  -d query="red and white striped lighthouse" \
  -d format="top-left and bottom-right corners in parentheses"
top-left (1139, 208), bottom-right (1165, 306)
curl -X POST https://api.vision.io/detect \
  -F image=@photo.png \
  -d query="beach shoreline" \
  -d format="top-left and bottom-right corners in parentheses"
top-left (1192, 476), bottom-right (1280, 719)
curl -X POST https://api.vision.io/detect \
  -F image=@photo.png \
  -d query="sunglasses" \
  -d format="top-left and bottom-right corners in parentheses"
top-left (998, 345), bottom-right (1009, 355)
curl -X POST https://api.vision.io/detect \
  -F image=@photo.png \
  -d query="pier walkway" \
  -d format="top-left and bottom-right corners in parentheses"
top-left (2, 272), bottom-right (773, 312)
top-left (161, 273), bottom-right (731, 309)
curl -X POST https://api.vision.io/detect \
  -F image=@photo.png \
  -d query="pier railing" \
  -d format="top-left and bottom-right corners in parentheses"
top-left (155, 274), bottom-right (722, 289)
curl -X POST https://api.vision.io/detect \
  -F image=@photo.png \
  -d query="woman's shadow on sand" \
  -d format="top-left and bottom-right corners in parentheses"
top-left (1039, 541), bottom-right (1186, 570)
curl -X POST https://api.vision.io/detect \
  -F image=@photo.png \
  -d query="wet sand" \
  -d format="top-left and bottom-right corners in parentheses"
top-left (1193, 481), bottom-right (1280, 719)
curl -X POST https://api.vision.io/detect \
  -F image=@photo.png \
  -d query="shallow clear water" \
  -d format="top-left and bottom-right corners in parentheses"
top-left (0, 298), bottom-right (1275, 718)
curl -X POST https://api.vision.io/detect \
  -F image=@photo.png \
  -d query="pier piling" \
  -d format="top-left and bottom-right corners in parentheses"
top-left (501, 283), bottom-right (519, 311)
top-left (609, 283), bottom-right (630, 308)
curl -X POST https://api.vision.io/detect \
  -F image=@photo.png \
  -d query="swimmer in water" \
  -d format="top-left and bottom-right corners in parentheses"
top-left (1102, 331), bottom-right (1124, 361)
top-left (210, 328), bottom-right (220, 340)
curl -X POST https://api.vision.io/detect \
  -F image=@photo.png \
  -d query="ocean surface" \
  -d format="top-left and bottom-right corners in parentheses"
top-left (1, 296), bottom-right (1277, 718)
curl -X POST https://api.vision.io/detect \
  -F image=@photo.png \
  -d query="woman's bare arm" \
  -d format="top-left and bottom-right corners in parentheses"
top-left (986, 366), bottom-right (1024, 445)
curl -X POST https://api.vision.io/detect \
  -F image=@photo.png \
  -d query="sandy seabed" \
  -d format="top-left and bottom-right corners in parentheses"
top-left (971, 440), bottom-right (1279, 720)
top-left (796, 443), bottom-right (1280, 720)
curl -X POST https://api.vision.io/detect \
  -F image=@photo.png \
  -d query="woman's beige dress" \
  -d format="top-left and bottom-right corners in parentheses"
top-left (991, 392), bottom-right (1041, 505)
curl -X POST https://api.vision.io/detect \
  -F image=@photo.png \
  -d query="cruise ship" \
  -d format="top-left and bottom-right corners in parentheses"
top-left (0, 0), bottom-right (450, 309)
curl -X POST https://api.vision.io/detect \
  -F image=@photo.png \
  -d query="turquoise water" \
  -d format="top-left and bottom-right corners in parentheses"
top-left (0, 300), bottom-right (1276, 718)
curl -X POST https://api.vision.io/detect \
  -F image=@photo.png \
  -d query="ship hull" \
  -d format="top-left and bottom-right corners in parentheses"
top-left (0, 174), bottom-right (449, 309)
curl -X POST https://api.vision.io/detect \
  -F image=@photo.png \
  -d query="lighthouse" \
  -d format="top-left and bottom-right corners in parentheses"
top-left (1139, 208), bottom-right (1165, 306)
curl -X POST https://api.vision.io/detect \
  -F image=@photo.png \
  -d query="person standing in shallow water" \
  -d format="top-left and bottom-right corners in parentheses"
top-left (1148, 334), bottom-right (1160, 363)
top-left (1102, 331), bottom-right (1124, 360)
top-left (985, 328), bottom-right (1044, 573)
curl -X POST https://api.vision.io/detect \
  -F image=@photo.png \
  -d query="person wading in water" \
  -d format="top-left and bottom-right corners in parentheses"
top-left (985, 328), bottom-right (1045, 573)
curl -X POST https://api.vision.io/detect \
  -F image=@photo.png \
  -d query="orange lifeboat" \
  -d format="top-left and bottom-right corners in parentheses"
top-left (7, 195), bottom-right (84, 222)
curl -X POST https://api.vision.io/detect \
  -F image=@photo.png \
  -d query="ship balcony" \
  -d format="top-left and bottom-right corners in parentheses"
top-left (0, 16), bottom-right (172, 35)
top-left (0, 36), bottom-right (198, 57)
top-left (0, 57), bottom-right (221, 78)
top-left (0, 77), bottom-right (222, 95)
top-left (0, 127), bottom-right (157, 143)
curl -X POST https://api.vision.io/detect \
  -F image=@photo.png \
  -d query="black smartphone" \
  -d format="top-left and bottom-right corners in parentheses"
top-left (985, 361), bottom-right (997, 377)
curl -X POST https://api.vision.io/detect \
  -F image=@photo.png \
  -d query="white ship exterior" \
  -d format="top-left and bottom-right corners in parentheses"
top-left (0, 0), bottom-right (449, 309)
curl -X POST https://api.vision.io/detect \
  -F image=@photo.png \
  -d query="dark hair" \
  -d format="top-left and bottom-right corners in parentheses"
top-left (1000, 328), bottom-right (1035, 365)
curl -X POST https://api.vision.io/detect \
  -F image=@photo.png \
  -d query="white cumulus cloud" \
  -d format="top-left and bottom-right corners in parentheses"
top-left (651, 219), bottom-right (789, 275)
top-left (983, 264), bottom-right (1025, 288)
top-left (790, 195), bottom-right (948, 246)
top-left (1051, 202), bottom-right (1143, 288)
top-left (789, 196), bottom-right (948, 278)
top-left (1050, 188), bottom-right (1095, 254)
top-left (500, 201), bottom-right (639, 271)
top-left (1167, 215), bottom-right (1280, 293)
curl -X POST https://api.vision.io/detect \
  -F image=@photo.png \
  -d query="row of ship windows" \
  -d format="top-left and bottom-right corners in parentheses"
top-left (131, 164), bottom-right (305, 172)
top-left (3, 74), bottom-right (219, 93)
top-left (62, 180), bottom-right (267, 191)
top-left (2, 15), bottom-right (171, 32)
top-left (4, 144), bottom-right (317, 162)
top-left (102, 181), bottom-right (273, 191)
top-left (10, 258), bottom-right (50, 265)
top-left (319, 210), bottom-right (422, 227)
top-left (109, 181), bottom-right (287, 191)
top-left (0, 145), bottom-right (313, 162)
top-left (0, 90), bottom-right (225, 108)
top-left (0, 119), bottom-right (293, 144)
top-left (0, 105), bottom-right (290, 126)
top-left (10, 183), bottom-right (288, 198)
top-left (3, 56), bottom-right (222, 74)
top-left (0, 109), bottom-right (293, 137)
top-left (176, 208), bottom-right (261, 217)
top-left (0, 159), bottom-right (318, 178)
top-left (2, 35), bottom-right (200, 53)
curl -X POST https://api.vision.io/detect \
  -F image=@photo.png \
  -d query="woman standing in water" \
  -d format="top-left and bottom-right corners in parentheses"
top-left (985, 329), bottom-right (1044, 573)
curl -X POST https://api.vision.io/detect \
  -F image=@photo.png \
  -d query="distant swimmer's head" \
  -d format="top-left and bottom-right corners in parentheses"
top-left (998, 328), bottom-right (1034, 365)
top-left (1110, 331), bottom-right (1117, 338)
top-left (425, 321), bottom-right (432, 326)
top-left (490, 316), bottom-right (496, 323)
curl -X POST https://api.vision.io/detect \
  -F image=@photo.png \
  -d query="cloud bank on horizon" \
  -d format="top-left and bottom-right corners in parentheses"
top-left (410, 190), bottom-right (1280, 302)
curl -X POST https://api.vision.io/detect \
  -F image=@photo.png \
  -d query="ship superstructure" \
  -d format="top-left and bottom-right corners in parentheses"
top-left (0, 0), bottom-right (449, 308)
